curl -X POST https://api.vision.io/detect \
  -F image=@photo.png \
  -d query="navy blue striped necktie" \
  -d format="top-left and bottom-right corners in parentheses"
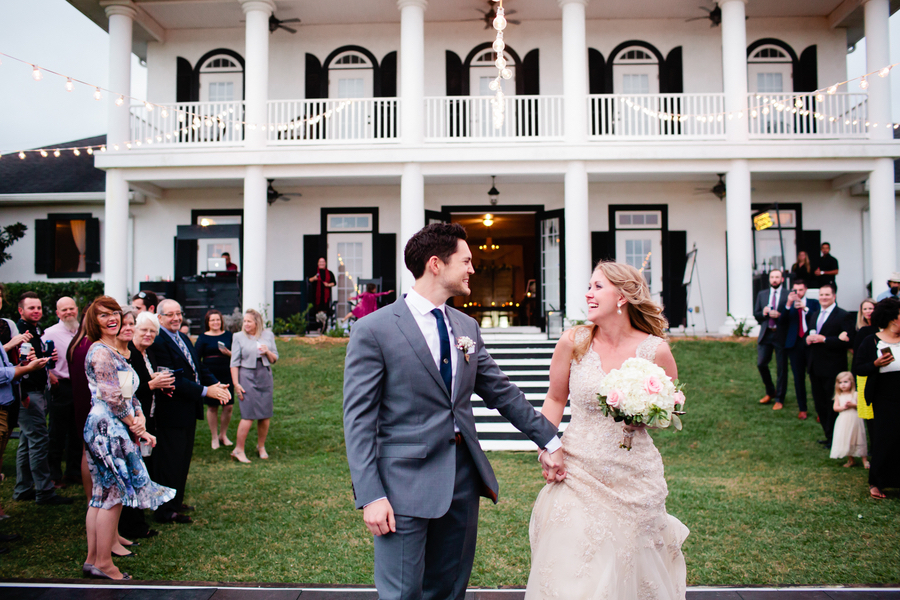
top-left (431, 308), bottom-right (452, 394)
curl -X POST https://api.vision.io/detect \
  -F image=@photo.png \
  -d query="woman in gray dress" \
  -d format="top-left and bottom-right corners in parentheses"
top-left (229, 309), bottom-right (278, 463)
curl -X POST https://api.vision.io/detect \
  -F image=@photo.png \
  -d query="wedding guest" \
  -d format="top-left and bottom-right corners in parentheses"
top-left (81, 296), bottom-right (174, 580)
top-left (852, 298), bottom-right (878, 448)
top-left (814, 242), bottom-right (839, 289)
top-left (67, 314), bottom-right (93, 503)
top-left (783, 280), bottom-right (818, 420)
top-left (340, 284), bottom-right (394, 323)
top-left (13, 292), bottom-right (70, 505)
top-left (309, 258), bottom-right (336, 331)
top-left (789, 251), bottom-right (813, 286)
top-left (853, 298), bottom-right (878, 355)
top-left (875, 272), bottom-right (900, 302)
top-left (131, 291), bottom-right (158, 314)
top-left (0, 283), bottom-right (30, 485)
top-left (229, 309), bottom-right (278, 463)
top-left (195, 310), bottom-right (234, 449)
top-left (829, 372), bottom-right (868, 468)
top-left (753, 269), bottom-right (788, 409)
top-left (853, 298), bottom-right (900, 500)
top-left (150, 300), bottom-right (230, 524)
top-left (42, 296), bottom-right (82, 487)
top-left (806, 283), bottom-right (853, 448)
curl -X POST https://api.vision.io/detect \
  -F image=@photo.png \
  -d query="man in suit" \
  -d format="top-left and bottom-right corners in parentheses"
top-left (805, 283), bottom-right (852, 447)
top-left (343, 223), bottom-right (564, 600)
top-left (781, 280), bottom-right (818, 420)
top-left (151, 299), bottom-right (230, 523)
top-left (753, 269), bottom-right (789, 409)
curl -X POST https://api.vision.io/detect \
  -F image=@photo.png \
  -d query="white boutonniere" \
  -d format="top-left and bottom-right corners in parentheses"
top-left (456, 336), bottom-right (475, 363)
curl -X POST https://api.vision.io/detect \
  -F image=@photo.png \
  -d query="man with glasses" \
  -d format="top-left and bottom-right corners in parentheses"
top-left (150, 299), bottom-right (230, 524)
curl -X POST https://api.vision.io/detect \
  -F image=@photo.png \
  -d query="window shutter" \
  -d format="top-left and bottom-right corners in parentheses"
top-left (588, 49), bottom-right (608, 94)
top-left (521, 49), bottom-right (540, 95)
top-left (85, 217), bottom-right (101, 273)
top-left (796, 45), bottom-right (817, 93)
top-left (445, 51), bottom-right (463, 96)
top-left (662, 231), bottom-right (688, 327)
top-left (305, 54), bottom-right (324, 99)
top-left (34, 219), bottom-right (53, 274)
top-left (662, 47), bottom-right (683, 94)
top-left (379, 51), bottom-right (397, 98)
top-left (176, 57), bottom-right (193, 102)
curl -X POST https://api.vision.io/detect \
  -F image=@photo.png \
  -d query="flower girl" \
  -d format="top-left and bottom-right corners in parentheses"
top-left (829, 372), bottom-right (869, 468)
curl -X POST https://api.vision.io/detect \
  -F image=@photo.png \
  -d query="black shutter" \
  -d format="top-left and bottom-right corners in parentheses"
top-left (521, 49), bottom-right (540, 95)
top-left (799, 229), bottom-right (821, 287)
top-left (796, 45), bottom-right (818, 92)
top-left (379, 51), bottom-right (397, 97)
top-left (174, 238), bottom-right (197, 280)
top-left (588, 48), bottom-right (607, 94)
top-left (176, 57), bottom-right (193, 103)
top-left (304, 235), bottom-right (322, 279)
top-left (305, 54), bottom-right (324, 99)
top-left (446, 51), bottom-right (463, 96)
top-left (591, 231), bottom-right (614, 268)
top-left (662, 231), bottom-right (688, 327)
top-left (373, 233), bottom-right (397, 305)
top-left (85, 217), bottom-right (101, 273)
top-left (34, 219), bottom-right (53, 274)
top-left (662, 47), bottom-right (683, 94)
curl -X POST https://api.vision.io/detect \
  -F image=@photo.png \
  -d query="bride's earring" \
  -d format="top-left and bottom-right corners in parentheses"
top-left (617, 305), bottom-right (623, 315)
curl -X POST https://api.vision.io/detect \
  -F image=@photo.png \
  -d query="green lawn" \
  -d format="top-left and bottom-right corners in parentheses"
top-left (0, 338), bottom-right (897, 585)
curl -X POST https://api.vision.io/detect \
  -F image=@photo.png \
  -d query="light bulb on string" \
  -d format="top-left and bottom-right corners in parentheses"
top-left (879, 66), bottom-right (891, 78)
top-left (93, 87), bottom-right (102, 100)
top-left (145, 101), bottom-right (153, 111)
top-left (827, 85), bottom-right (837, 95)
top-left (18, 152), bottom-right (25, 159)
top-left (65, 77), bottom-right (74, 92)
top-left (40, 150), bottom-right (48, 157)
top-left (860, 76), bottom-right (869, 90)
top-left (493, 35), bottom-right (505, 54)
top-left (500, 68), bottom-right (512, 79)
top-left (115, 95), bottom-right (124, 106)
top-left (493, 7), bottom-right (507, 30)
top-left (53, 149), bottom-right (61, 157)
top-left (87, 147), bottom-right (93, 155)
top-left (495, 56), bottom-right (507, 70)
top-left (73, 148), bottom-right (80, 156)
top-left (32, 66), bottom-right (42, 81)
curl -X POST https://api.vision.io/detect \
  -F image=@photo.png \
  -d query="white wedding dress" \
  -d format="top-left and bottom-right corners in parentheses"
top-left (526, 331), bottom-right (689, 600)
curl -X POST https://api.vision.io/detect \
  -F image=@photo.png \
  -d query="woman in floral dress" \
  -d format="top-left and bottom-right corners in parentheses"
top-left (82, 296), bottom-right (174, 580)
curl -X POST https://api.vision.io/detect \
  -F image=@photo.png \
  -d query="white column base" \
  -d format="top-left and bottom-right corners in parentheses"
top-left (718, 314), bottom-right (757, 337)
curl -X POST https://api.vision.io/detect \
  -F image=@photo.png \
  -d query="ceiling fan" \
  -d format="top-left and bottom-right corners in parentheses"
top-left (241, 14), bottom-right (301, 34)
top-left (475, 0), bottom-right (520, 29)
top-left (693, 174), bottom-right (727, 200)
top-left (267, 179), bottom-right (302, 205)
top-left (685, 3), bottom-right (722, 27)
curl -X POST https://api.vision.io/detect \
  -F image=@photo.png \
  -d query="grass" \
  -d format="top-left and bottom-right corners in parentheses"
top-left (0, 338), bottom-right (898, 585)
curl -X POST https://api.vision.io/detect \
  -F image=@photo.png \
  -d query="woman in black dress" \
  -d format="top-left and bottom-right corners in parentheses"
top-left (790, 251), bottom-right (813, 286)
top-left (853, 298), bottom-right (900, 500)
top-left (194, 310), bottom-right (234, 449)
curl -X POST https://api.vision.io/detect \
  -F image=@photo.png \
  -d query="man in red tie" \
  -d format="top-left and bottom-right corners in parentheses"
top-left (783, 280), bottom-right (818, 419)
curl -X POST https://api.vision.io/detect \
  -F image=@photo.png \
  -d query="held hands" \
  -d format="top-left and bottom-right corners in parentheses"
top-left (138, 431), bottom-right (157, 447)
top-left (769, 309), bottom-right (781, 319)
top-left (539, 448), bottom-right (567, 483)
top-left (209, 383), bottom-right (231, 404)
top-left (129, 413), bottom-right (147, 437)
top-left (806, 333), bottom-right (825, 345)
top-left (363, 498), bottom-right (396, 537)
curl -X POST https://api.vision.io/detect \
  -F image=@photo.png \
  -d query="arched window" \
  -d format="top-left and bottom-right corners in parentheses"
top-left (748, 44), bottom-right (793, 93)
top-left (198, 54), bottom-right (243, 102)
top-left (612, 46), bottom-right (659, 94)
top-left (470, 50), bottom-right (516, 96)
top-left (328, 50), bottom-right (374, 98)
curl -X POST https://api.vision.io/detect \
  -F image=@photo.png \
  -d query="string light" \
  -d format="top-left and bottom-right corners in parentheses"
top-left (879, 66), bottom-right (892, 78)
top-left (53, 149), bottom-right (61, 157)
top-left (94, 87), bottom-right (102, 101)
top-left (860, 76), bottom-right (869, 90)
top-left (115, 95), bottom-right (124, 106)
top-left (31, 65), bottom-right (42, 81)
top-left (65, 77), bottom-right (74, 92)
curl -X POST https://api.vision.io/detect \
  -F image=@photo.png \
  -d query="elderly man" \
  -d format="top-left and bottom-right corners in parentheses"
top-left (151, 299), bottom-right (229, 524)
top-left (13, 292), bottom-right (71, 505)
top-left (42, 297), bottom-right (81, 486)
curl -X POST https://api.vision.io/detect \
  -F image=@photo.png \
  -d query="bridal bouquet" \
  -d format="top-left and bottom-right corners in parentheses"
top-left (597, 357), bottom-right (685, 450)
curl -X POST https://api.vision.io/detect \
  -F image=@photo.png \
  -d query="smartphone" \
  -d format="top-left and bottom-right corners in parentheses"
top-left (881, 347), bottom-right (894, 358)
top-left (217, 341), bottom-right (226, 348)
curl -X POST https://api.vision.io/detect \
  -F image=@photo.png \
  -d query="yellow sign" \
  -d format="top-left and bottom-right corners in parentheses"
top-left (754, 212), bottom-right (774, 231)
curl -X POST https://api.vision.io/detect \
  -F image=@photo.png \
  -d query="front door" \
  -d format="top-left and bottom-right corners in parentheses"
top-left (615, 230), bottom-right (663, 304)
top-left (327, 233), bottom-right (372, 319)
top-left (537, 209), bottom-right (565, 325)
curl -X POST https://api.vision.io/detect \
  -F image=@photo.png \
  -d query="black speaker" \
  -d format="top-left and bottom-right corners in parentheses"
top-left (274, 281), bottom-right (306, 321)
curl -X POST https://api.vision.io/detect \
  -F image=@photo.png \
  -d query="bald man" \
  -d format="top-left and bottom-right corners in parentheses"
top-left (42, 297), bottom-right (81, 486)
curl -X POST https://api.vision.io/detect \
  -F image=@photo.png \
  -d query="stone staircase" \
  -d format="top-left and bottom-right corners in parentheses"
top-left (474, 328), bottom-right (570, 451)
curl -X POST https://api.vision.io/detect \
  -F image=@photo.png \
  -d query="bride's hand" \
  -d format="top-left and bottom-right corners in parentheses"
top-left (539, 448), bottom-right (567, 483)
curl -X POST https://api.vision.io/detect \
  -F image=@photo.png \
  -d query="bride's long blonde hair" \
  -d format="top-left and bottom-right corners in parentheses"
top-left (572, 261), bottom-right (669, 362)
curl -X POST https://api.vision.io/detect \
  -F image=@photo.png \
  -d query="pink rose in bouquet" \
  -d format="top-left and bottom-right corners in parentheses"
top-left (606, 389), bottom-right (623, 409)
top-left (674, 391), bottom-right (686, 407)
top-left (644, 375), bottom-right (663, 395)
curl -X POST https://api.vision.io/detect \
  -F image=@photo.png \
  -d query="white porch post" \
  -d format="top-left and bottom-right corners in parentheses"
top-left (720, 159), bottom-right (753, 333)
top-left (720, 0), bottom-right (749, 143)
top-left (864, 0), bottom-right (897, 288)
top-left (241, 0), bottom-right (274, 149)
top-left (242, 166), bottom-right (268, 313)
top-left (564, 161), bottom-right (590, 319)
top-left (398, 0), bottom-right (427, 146)
top-left (103, 1), bottom-right (135, 304)
top-left (399, 163), bottom-right (425, 292)
top-left (559, 0), bottom-right (588, 145)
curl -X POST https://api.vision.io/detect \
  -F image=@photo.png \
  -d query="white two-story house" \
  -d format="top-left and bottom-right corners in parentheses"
top-left (2, 0), bottom-right (898, 334)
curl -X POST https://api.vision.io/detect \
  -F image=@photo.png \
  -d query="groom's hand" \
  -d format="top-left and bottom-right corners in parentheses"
top-left (363, 498), bottom-right (396, 536)
top-left (539, 448), bottom-right (567, 483)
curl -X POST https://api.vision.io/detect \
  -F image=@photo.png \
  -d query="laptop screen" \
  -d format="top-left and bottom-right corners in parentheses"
top-left (207, 257), bottom-right (226, 272)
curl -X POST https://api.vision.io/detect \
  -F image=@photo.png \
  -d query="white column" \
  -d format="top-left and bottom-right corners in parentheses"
top-left (103, 1), bottom-right (135, 303)
top-left (242, 166), bottom-right (268, 312)
top-left (399, 162), bottom-right (425, 291)
top-left (241, 0), bottom-right (274, 148)
top-left (559, 0), bottom-right (588, 145)
top-left (398, 0), bottom-right (427, 146)
top-left (720, 0), bottom-right (748, 142)
top-left (869, 159), bottom-right (897, 290)
top-left (865, 0), bottom-right (892, 141)
top-left (720, 159), bottom-right (753, 333)
top-left (564, 161), bottom-right (590, 319)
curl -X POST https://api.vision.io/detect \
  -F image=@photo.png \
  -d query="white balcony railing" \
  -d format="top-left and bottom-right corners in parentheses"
top-left (129, 101), bottom-right (245, 147)
top-left (267, 98), bottom-right (399, 144)
top-left (588, 93), bottom-right (727, 139)
top-left (746, 92), bottom-right (868, 139)
top-left (425, 95), bottom-right (564, 141)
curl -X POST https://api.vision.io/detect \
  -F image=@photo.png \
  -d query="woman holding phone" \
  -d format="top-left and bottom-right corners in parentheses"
top-left (853, 298), bottom-right (900, 500)
top-left (195, 310), bottom-right (234, 449)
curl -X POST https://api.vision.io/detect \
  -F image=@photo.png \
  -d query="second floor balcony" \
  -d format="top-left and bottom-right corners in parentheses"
top-left (128, 91), bottom-right (871, 151)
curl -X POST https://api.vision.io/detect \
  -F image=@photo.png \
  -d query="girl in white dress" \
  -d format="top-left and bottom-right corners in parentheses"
top-left (526, 261), bottom-right (689, 600)
top-left (829, 372), bottom-right (869, 468)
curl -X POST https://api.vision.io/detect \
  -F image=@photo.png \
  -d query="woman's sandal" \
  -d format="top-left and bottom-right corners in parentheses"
top-left (230, 450), bottom-right (251, 463)
top-left (257, 447), bottom-right (269, 460)
top-left (870, 486), bottom-right (887, 500)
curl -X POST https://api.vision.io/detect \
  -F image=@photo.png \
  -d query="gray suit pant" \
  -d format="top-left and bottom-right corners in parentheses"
top-left (374, 442), bottom-right (481, 600)
top-left (14, 391), bottom-right (55, 502)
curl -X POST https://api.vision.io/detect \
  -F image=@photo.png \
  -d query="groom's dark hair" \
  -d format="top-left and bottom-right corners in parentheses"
top-left (405, 222), bottom-right (468, 279)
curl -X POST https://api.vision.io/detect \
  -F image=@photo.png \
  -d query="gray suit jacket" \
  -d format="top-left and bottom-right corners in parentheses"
top-left (343, 297), bottom-right (558, 519)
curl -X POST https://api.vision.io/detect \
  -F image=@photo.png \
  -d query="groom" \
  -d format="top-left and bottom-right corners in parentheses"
top-left (343, 222), bottom-right (565, 600)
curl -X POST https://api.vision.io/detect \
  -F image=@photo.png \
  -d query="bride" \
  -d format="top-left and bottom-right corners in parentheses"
top-left (526, 261), bottom-right (689, 599)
